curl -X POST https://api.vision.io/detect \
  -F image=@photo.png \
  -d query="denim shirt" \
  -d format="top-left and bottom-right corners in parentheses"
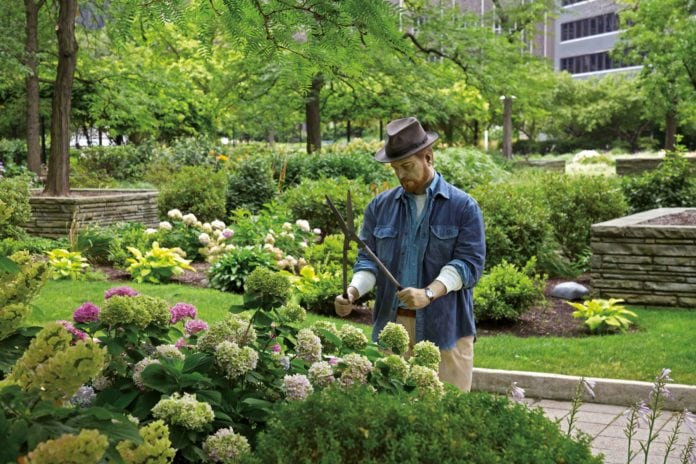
top-left (354, 173), bottom-right (486, 349)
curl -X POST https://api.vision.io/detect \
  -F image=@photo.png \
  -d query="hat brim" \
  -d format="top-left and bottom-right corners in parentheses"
top-left (375, 132), bottom-right (439, 163)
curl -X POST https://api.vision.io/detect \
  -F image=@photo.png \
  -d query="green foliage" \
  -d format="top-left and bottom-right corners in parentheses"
top-left (0, 252), bottom-right (47, 344)
top-left (101, 294), bottom-right (171, 329)
top-left (0, 236), bottom-right (68, 257)
top-left (568, 298), bottom-right (638, 334)
top-left (289, 265), bottom-right (344, 316)
top-left (226, 157), bottom-right (278, 214)
top-left (243, 267), bottom-right (291, 310)
top-left (303, 234), bottom-right (357, 274)
top-left (436, 147), bottom-right (510, 192)
top-left (105, 222), bottom-right (154, 268)
top-left (116, 420), bottom-right (176, 464)
top-left (126, 242), bottom-right (194, 284)
top-left (471, 181), bottom-right (553, 269)
top-left (279, 177), bottom-right (373, 236)
top-left (46, 249), bottom-right (90, 281)
top-left (73, 145), bottom-right (153, 181)
top-left (474, 258), bottom-right (546, 322)
top-left (536, 172), bottom-right (628, 261)
top-left (208, 246), bottom-right (276, 293)
top-left (75, 226), bottom-right (118, 265)
top-left (157, 166), bottom-right (228, 223)
top-left (0, 174), bottom-right (32, 239)
top-left (621, 151), bottom-right (696, 214)
top-left (0, 139), bottom-right (27, 166)
top-left (247, 387), bottom-right (600, 464)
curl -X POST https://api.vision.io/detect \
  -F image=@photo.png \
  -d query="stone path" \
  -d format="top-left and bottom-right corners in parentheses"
top-left (529, 398), bottom-right (693, 464)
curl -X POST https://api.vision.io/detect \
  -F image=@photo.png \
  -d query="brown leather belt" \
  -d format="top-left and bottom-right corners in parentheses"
top-left (396, 308), bottom-right (417, 318)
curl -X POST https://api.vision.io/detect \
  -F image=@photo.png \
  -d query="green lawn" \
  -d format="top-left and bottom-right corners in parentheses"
top-left (30, 281), bottom-right (696, 385)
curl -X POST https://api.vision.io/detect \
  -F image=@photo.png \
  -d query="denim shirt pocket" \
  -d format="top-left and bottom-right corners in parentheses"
top-left (373, 226), bottom-right (398, 269)
top-left (428, 225), bottom-right (459, 262)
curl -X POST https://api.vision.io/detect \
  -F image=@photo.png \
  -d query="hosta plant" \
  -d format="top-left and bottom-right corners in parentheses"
top-left (46, 248), bottom-right (89, 280)
top-left (126, 241), bottom-right (194, 284)
top-left (568, 298), bottom-right (638, 334)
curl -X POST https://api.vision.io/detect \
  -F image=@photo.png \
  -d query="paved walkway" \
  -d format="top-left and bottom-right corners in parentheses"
top-left (528, 397), bottom-right (693, 464)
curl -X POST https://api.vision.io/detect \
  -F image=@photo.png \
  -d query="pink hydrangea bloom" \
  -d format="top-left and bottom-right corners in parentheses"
top-left (184, 319), bottom-right (209, 336)
top-left (104, 286), bottom-right (139, 299)
top-left (57, 320), bottom-right (89, 342)
top-left (73, 302), bottom-right (101, 323)
top-left (170, 303), bottom-right (198, 324)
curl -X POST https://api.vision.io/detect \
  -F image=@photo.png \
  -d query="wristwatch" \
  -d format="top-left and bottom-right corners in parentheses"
top-left (424, 287), bottom-right (435, 302)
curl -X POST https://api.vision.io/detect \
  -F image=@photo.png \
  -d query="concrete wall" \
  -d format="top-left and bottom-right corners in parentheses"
top-left (26, 189), bottom-right (159, 238)
top-left (591, 208), bottom-right (696, 307)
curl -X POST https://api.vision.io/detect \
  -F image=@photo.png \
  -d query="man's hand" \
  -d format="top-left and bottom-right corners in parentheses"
top-left (335, 286), bottom-right (359, 317)
top-left (396, 287), bottom-right (431, 310)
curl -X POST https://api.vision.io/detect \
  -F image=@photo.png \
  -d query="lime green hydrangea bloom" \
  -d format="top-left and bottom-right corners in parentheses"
top-left (279, 302), bottom-right (306, 323)
top-left (117, 420), bottom-right (176, 464)
top-left (8, 322), bottom-right (106, 401)
top-left (203, 427), bottom-right (251, 463)
top-left (27, 429), bottom-right (108, 464)
top-left (410, 340), bottom-right (441, 371)
top-left (408, 365), bottom-right (444, 397)
top-left (152, 392), bottom-right (214, 431)
top-left (338, 324), bottom-right (368, 351)
top-left (310, 320), bottom-right (339, 353)
top-left (215, 341), bottom-right (259, 380)
top-left (378, 322), bottom-right (410, 355)
top-left (377, 354), bottom-right (410, 384)
top-left (101, 295), bottom-right (170, 328)
top-left (197, 314), bottom-right (257, 352)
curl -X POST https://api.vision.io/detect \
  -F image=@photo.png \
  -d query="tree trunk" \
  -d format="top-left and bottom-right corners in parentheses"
top-left (24, 0), bottom-right (45, 176)
top-left (664, 109), bottom-right (677, 151)
top-left (44, 0), bottom-right (78, 197)
top-left (305, 74), bottom-right (323, 154)
top-left (346, 119), bottom-right (351, 143)
top-left (502, 96), bottom-right (514, 160)
top-left (266, 128), bottom-right (275, 146)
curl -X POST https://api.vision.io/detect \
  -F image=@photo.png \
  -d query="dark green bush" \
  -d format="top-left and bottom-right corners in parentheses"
top-left (279, 177), bottom-right (373, 236)
top-left (246, 386), bottom-right (600, 464)
top-left (72, 145), bottom-right (152, 181)
top-left (0, 175), bottom-right (32, 239)
top-left (69, 162), bottom-right (119, 188)
top-left (157, 166), bottom-right (228, 223)
top-left (208, 246), bottom-right (276, 293)
top-left (243, 267), bottom-right (291, 310)
top-left (0, 139), bottom-right (27, 166)
top-left (471, 181), bottom-right (553, 269)
top-left (226, 157), bottom-right (278, 214)
top-left (621, 151), bottom-right (696, 214)
top-left (474, 258), bottom-right (546, 322)
top-left (282, 150), bottom-right (393, 189)
top-left (534, 172), bottom-right (628, 261)
top-left (436, 147), bottom-right (510, 192)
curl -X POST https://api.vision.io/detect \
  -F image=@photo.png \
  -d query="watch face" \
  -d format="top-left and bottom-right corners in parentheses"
top-left (425, 288), bottom-right (434, 301)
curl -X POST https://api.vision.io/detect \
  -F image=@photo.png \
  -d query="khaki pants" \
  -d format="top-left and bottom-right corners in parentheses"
top-left (396, 315), bottom-right (475, 392)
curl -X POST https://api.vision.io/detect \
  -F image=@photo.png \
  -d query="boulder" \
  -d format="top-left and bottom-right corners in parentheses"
top-left (550, 282), bottom-right (590, 301)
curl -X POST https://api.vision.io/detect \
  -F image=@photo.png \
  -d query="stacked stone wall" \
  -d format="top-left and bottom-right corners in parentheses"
top-left (615, 154), bottom-right (696, 176)
top-left (591, 208), bottom-right (696, 307)
top-left (26, 189), bottom-right (159, 238)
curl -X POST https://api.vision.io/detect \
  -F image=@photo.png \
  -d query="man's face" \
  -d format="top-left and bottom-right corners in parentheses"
top-left (390, 150), bottom-right (433, 194)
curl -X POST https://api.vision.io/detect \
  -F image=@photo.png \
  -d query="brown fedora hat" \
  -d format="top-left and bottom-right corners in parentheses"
top-left (375, 117), bottom-right (439, 163)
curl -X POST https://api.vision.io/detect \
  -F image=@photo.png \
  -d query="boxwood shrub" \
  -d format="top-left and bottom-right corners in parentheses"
top-left (157, 166), bottom-right (228, 222)
top-left (245, 386), bottom-right (600, 463)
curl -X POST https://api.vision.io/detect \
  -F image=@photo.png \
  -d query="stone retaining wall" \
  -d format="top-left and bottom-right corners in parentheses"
top-left (615, 154), bottom-right (696, 176)
top-left (590, 208), bottom-right (696, 307)
top-left (26, 189), bottom-right (159, 238)
top-left (514, 159), bottom-right (566, 172)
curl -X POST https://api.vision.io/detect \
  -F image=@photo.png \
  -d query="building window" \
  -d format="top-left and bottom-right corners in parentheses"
top-left (560, 51), bottom-right (635, 74)
top-left (561, 13), bottom-right (619, 41)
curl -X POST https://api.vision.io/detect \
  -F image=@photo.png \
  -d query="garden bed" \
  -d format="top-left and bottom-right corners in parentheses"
top-left (590, 207), bottom-right (696, 307)
top-left (25, 189), bottom-right (159, 238)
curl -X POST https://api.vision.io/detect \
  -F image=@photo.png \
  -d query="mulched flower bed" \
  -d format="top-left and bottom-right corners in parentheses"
top-left (98, 263), bottom-right (590, 338)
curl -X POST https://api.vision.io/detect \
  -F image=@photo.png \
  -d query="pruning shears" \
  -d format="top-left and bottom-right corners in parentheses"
top-left (325, 191), bottom-right (403, 296)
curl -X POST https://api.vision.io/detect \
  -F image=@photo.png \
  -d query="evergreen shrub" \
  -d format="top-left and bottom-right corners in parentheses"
top-left (246, 386), bottom-right (600, 464)
top-left (471, 181), bottom-right (553, 269)
top-left (474, 258), bottom-right (546, 322)
top-left (226, 157), bottom-right (278, 214)
top-left (534, 172), bottom-right (628, 261)
top-left (158, 166), bottom-right (228, 222)
top-left (208, 246), bottom-right (276, 293)
top-left (279, 177), bottom-right (372, 236)
top-left (436, 147), bottom-right (510, 192)
top-left (72, 145), bottom-right (152, 181)
top-left (621, 151), bottom-right (696, 214)
top-left (0, 174), bottom-right (32, 239)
